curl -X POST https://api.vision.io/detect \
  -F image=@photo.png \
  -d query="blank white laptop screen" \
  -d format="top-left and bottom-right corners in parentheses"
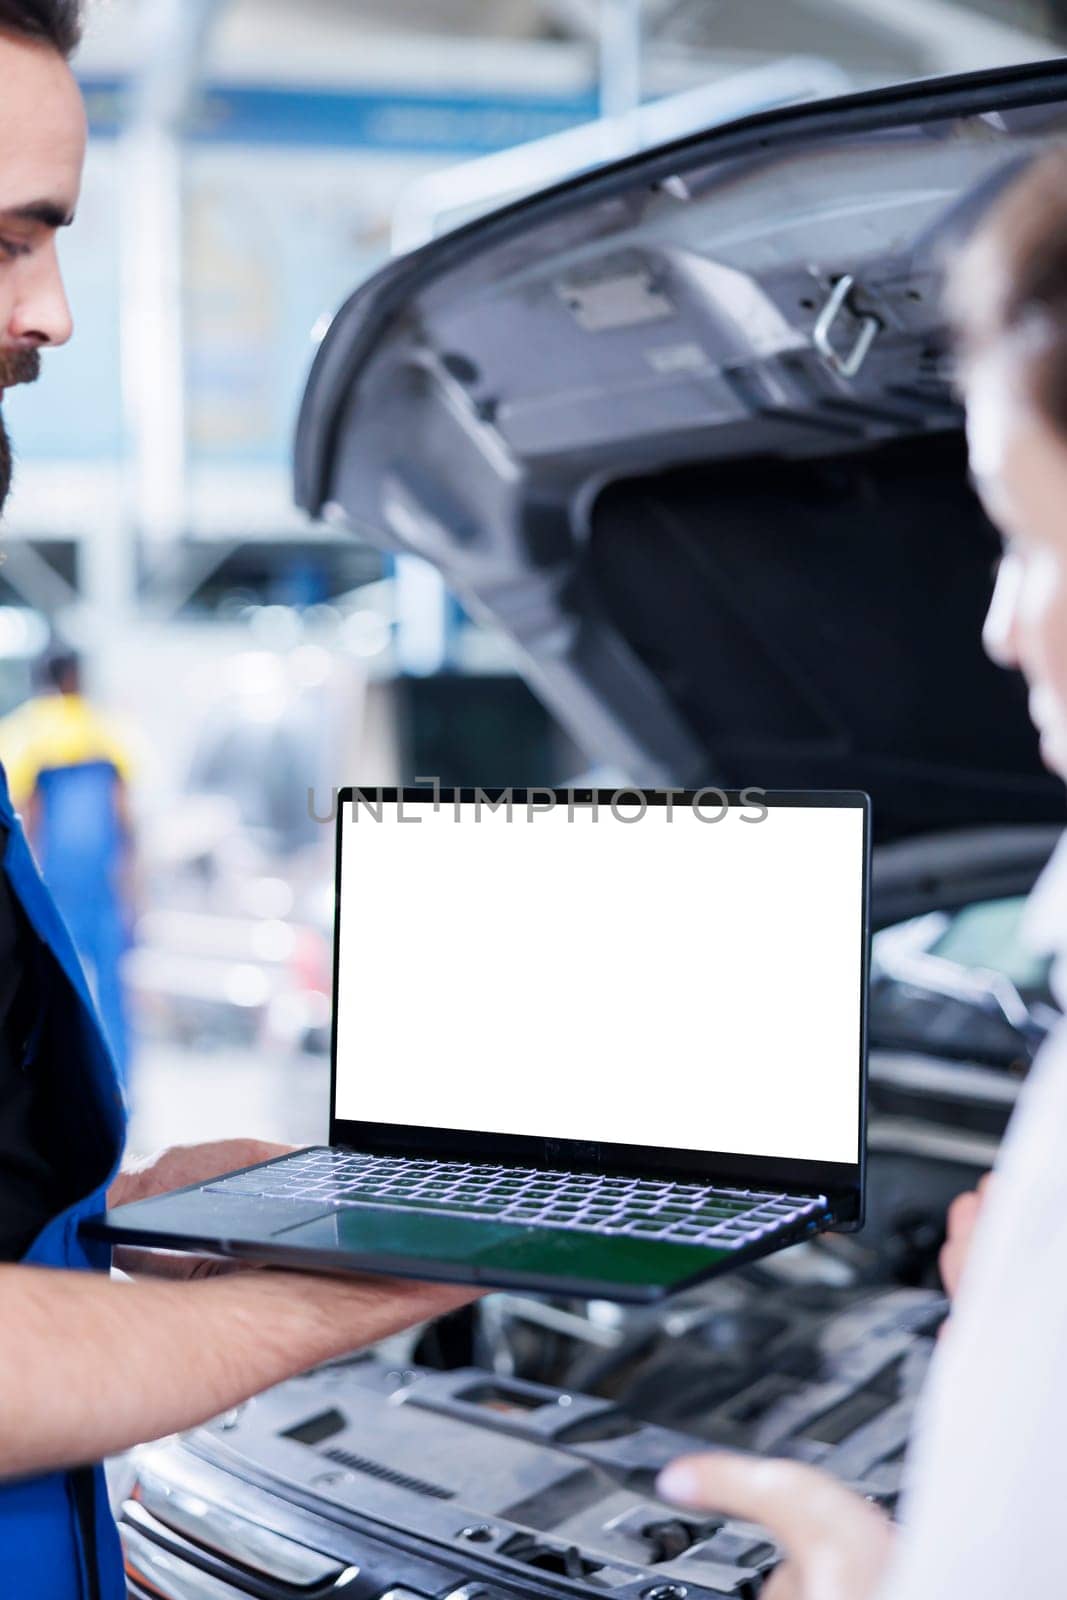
top-left (333, 795), bottom-right (865, 1167)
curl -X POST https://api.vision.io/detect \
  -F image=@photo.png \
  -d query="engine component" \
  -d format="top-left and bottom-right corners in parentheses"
top-left (118, 1283), bottom-right (943, 1599)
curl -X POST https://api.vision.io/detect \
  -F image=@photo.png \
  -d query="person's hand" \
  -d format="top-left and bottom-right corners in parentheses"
top-left (109, 1139), bottom-right (293, 1210)
top-left (656, 1453), bottom-right (894, 1600)
top-left (109, 1139), bottom-right (295, 1281)
top-left (939, 1173), bottom-right (993, 1301)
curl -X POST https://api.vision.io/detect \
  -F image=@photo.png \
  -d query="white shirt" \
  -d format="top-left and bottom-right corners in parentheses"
top-left (880, 833), bottom-right (1067, 1598)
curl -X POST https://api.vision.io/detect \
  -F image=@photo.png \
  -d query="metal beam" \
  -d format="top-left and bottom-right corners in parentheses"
top-left (0, 542), bottom-right (79, 617)
top-left (538, 0), bottom-right (646, 121)
top-left (119, 0), bottom-right (225, 559)
top-left (600, 0), bottom-right (643, 119)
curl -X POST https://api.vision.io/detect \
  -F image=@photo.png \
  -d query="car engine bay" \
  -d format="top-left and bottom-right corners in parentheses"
top-left (120, 1271), bottom-right (943, 1600)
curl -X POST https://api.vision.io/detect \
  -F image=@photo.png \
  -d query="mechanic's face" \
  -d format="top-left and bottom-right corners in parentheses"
top-left (969, 350), bottom-right (1067, 783)
top-left (0, 31), bottom-right (85, 514)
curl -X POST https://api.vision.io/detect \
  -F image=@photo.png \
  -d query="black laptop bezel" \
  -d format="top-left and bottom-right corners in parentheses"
top-left (328, 787), bottom-right (869, 1223)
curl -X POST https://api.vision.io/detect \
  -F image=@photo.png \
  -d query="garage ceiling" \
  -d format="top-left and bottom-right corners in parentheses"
top-left (79, 0), bottom-right (1067, 90)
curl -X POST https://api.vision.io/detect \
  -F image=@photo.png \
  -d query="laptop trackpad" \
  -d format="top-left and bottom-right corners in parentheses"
top-left (82, 1193), bottom-right (340, 1253)
top-left (272, 1206), bottom-right (520, 1274)
top-left (271, 1206), bottom-right (713, 1294)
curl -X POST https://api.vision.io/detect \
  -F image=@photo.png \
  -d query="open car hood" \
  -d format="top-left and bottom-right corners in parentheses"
top-left (295, 62), bottom-right (1067, 841)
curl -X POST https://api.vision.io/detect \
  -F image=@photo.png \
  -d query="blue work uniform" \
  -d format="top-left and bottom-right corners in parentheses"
top-left (0, 692), bottom-right (135, 1085)
top-left (0, 763), bottom-right (128, 1599)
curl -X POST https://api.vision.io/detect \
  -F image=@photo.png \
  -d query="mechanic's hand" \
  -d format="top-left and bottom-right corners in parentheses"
top-left (656, 1453), bottom-right (894, 1600)
top-left (939, 1173), bottom-right (993, 1302)
top-left (109, 1139), bottom-right (294, 1281)
top-left (109, 1139), bottom-right (293, 1210)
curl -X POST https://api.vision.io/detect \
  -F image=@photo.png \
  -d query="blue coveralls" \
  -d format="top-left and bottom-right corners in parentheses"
top-left (0, 764), bottom-right (128, 1598)
top-left (35, 760), bottom-right (133, 1087)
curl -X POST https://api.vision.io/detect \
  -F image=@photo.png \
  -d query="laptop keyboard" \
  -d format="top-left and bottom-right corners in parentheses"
top-left (206, 1150), bottom-right (828, 1250)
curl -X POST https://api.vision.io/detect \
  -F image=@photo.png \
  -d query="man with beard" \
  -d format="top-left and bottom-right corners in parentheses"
top-left (0, 347), bottom-right (39, 481)
top-left (0, 8), bottom-right (474, 1598)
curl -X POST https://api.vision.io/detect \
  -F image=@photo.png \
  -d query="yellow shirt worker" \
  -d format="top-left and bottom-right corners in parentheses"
top-left (0, 650), bottom-right (135, 1080)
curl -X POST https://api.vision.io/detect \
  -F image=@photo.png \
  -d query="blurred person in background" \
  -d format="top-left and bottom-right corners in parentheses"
top-left (0, 646), bottom-right (136, 1083)
top-left (0, 8), bottom-right (474, 1600)
top-left (657, 147), bottom-right (1067, 1599)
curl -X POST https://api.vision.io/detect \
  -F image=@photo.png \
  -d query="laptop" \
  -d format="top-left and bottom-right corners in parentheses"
top-left (86, 787), bottom-right (870, 1303)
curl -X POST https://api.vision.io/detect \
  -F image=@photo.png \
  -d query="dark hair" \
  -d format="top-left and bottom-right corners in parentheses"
top-left (948, 148), bottom-right (1067, 437)
top-left (0, 0), bottom-right (82, 56)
